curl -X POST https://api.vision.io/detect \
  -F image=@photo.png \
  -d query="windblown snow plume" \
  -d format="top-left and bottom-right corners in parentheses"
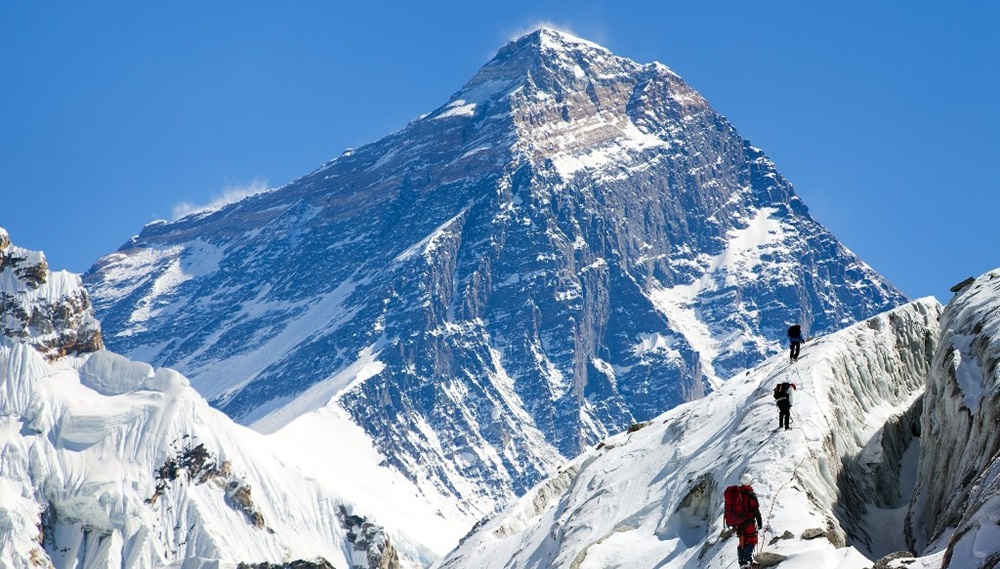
top-left (439, 298), bottom-right (941, 568)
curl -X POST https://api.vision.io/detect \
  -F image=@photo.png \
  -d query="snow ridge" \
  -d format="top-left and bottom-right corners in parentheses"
top-left (0, 344), bottom-right (355, 567)
top-left (439, 299), bottom-right (941, 568)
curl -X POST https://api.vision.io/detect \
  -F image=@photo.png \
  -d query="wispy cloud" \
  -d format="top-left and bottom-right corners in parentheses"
top-left (172, 178), bottom-right (270, 220)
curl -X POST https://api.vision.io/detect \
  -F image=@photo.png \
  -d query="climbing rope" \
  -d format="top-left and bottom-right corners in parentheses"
top-left (723, 355), bottom-right (822, 568)
top-left (755, 365), bottom-right (815, 560)
top-left (756, 453), bottom-right (810, 558)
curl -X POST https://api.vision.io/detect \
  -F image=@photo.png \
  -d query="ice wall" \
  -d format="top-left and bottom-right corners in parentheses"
top-left (909, 269), bottom-right (1000, 567)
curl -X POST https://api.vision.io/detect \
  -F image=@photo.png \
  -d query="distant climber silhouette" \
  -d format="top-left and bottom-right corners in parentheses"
top-left (773, 381), bottom-right (797, 430)
top-left (787, 324), bottom-right (803, 362)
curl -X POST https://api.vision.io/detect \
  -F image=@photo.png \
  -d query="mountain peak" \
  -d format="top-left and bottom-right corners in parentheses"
top-left (85, 29), bottom-right (907, 530)
top-left (452, 27), bottom-right (625, 106)
top-left (444, 27), bottom-right (710, 176)
top-left (515, 27), bottom-right (609, 53)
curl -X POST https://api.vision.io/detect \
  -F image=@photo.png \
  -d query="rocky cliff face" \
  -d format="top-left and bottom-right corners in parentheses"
top-left (84, 29), bottom-right (905, 516)
top-left (0, 227), bottom-right (103, 359)
top-left (908, 269), bottom-right (1000, 567)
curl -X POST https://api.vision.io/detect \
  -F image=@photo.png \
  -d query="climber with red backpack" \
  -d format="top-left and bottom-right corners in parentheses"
top-left (724, 473), bottom-right (763, 569)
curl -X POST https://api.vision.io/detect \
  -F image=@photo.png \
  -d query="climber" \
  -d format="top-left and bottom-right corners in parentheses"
top-left (773, 381), bottom-right (797, 430)
top-left (787, 324), bottom-right (804, 362)
top-left (724, 473), bottom-right (763, 569)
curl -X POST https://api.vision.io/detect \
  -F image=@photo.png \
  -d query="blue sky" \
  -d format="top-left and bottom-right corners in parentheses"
top-left (2, 2), bottom-right (996, 301)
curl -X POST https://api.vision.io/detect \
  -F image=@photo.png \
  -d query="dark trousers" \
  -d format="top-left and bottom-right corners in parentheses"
top-left (737, 536), bottom-right (755, 566)
top-left (738, 542), bottom-right (754, 565)
top-left (778, 401), bottom-right (792, 429)
top-left (789, 340), bottom-right (801, 360)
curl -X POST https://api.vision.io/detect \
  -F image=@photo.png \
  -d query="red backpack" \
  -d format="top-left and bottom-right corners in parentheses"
top-left (724, 485), bottom-right (755, 527)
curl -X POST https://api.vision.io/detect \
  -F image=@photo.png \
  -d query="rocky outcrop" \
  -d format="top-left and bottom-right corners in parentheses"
top-left (337, 507), bottom-right (401, 569)
top-left (873, 551), bottom-right (916, 569)
top-left (148, 438), bottom-right (266, 528)
top-left (908, 269), bottom-right (1000, 567)
top-left (0, 227), bottom-right (103, 359)
top-left (236, 560), bottom-right (336, 569)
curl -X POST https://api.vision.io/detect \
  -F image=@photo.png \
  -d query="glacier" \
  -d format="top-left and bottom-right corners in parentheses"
top-left (438, 267), bottom-right (1000, 569)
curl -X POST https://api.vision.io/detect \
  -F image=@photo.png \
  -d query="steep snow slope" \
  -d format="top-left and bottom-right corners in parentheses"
top-left (84, 28), bottom-right (905, 520)
top-left (438, 298), bottom-right (940, 569)
top-left (909, 269), bottom-right (1000, 568)
top-left (0, 230), bottom-right (424, 568)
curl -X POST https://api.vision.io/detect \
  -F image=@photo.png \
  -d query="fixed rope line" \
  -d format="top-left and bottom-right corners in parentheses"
top-left (756, 452), bottom-right (810, 559)
top-left (725, 355), bottom-right (817, 567)
top-left (756, 366), bottom-right (815, 560)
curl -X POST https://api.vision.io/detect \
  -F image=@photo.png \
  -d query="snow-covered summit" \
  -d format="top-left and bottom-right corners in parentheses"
top-left (532, 27), bottom-right (608, 52)
top-left (450, 27), bottom-right (706, 168)
top-left (452, 27), bottom-right (627, 105)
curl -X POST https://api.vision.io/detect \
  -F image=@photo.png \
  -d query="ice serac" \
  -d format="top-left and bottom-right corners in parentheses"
top-left (439, 299), bottom-right (941, 568)
top-left (84, 29), bottom-right (906, 516)
top-left (0, 234), bottom-right (414, 569)
top-left (908, 269), bottom-right (1000, 567)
